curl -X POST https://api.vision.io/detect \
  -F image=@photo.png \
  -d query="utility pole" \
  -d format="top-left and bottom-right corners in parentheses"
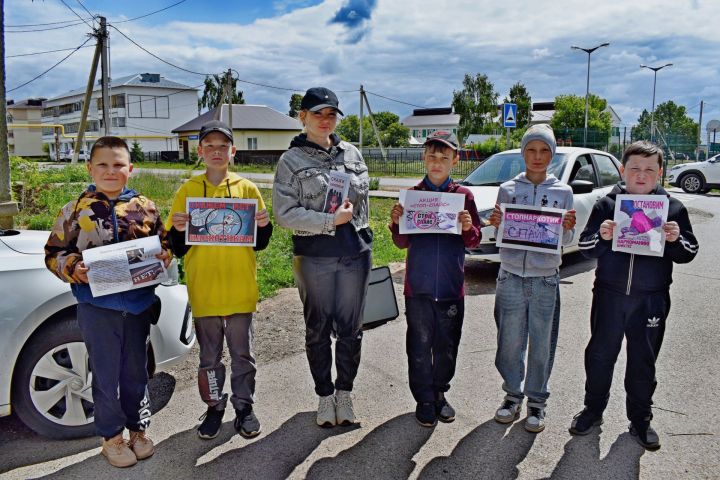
top-left (696, 100), bottom-right (703, 161)
top-left (359, 85), bottom-right (364, 152)
top-left (73, 25), bottom-right (103, 163)
top-left (361, 89), bottom-right (386, 161)
top-left (0, 0), bottom-right (20, 228)
top-left (226, 69), bottom-right (234, 165)
top-left (99, 16), bottom-right (110, 135)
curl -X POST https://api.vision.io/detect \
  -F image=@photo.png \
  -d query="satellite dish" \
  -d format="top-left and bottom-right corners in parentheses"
top-left (707, 120), bottom-right (720, 132)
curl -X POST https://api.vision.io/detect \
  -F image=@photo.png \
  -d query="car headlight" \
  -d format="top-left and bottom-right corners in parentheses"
top-left (162, 258), bottom-right (180, 286)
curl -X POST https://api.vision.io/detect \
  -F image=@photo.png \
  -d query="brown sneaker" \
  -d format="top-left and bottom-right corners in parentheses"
top-left (101, 433), bottom-right (137, 468)
top-left (128, 430), bottom-right (155, 460)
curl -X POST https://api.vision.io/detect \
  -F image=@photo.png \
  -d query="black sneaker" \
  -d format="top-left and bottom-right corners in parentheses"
top-left (234, 404), bottom-right (261, 439)
top-left (415, 402), bottom-right (437, 427)
top-left (435, 394), bottom-right (456, 423)
top-left (629, 422), bottom-right (661, 451)
top-left (197, 407), bottom-right (224, 439)
top-left (569, 408), bottom-right (603, 435)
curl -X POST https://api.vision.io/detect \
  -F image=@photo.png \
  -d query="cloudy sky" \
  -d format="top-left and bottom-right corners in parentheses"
top-left (5, 0), bottom-right (720, 139)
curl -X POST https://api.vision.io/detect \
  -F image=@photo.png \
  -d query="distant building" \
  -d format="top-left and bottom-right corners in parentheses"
top-left (173, 104), bottom-right (302, 161)
top-left (401, 107), bottom-right (460, 144)
top-left (41, 73), bottom-right (198, 158)
top-left (6, 98), bottom-right (45, 157)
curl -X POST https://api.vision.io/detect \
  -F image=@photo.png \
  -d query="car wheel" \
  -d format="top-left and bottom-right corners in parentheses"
top-left (680, 173), bottom-right (703, 194)
top-left (12, 316), bottom-right (96, 439)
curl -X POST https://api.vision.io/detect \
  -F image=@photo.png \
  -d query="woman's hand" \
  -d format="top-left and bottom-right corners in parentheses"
top-left (334, 199), bottom-right (354, 225)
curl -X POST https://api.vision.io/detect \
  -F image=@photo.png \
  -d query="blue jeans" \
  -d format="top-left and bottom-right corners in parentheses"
top-left (494, 268), bottom-right (560, 407)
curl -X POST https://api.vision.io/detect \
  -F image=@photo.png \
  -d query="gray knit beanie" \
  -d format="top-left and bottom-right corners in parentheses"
top-left (521, 124), bottom-right (556, 158)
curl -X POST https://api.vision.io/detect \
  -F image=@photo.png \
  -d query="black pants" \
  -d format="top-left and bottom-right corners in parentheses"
top-left (293, 252), bottom-right (371, 397)
top-left (583, 287), bottom-right (670, 423)
top-left (405, 296), bottom-right (465, 403)
top-left (77, 303), bottom-right (152, 439)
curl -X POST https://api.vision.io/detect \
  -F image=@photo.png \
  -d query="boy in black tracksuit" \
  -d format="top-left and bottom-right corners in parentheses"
top-left (389, 130), bottom-right (482, 427)
top-left (571, 141), bottom-right (698, 450)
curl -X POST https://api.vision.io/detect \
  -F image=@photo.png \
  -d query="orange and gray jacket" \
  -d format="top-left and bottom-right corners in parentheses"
top-left (44, 185), bottom-right (169, 314)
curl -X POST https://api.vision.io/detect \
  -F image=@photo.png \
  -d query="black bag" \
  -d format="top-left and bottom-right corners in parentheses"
top-left (361, 266), bottom-right (399, 330)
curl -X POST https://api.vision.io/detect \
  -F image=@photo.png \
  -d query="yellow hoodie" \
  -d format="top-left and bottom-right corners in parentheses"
top-left (167, 172), bottom-right (266, 317)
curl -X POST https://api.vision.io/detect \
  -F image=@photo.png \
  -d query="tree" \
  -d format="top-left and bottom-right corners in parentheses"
top-left (504, 82), bottom-right (532, 130)
top-left (335, 112), bottom-right (410, 147)
top-left (198, 74), bottom-right (245, 111)
top-left (452, 73), bottom-right (499, 143)
top-left (631, 101), bottom-right (698, 147)
top-left (130, 140), bottom-right (145, 163)
top-left (288, 93), bottom-right (303, 118)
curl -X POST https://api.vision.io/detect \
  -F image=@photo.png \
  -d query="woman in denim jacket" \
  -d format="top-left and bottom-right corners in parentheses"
top-left (272, 87), bottom-right (372, 428)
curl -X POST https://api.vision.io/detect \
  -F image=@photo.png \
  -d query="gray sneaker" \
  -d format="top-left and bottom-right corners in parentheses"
top-left (494, 398), bottom-right (522, 424)
top-left (234, 405), bottom-right (261, 439)
top-left (524, 406), bottom-right (546, 433)
top-left (335, 390), bottom-right (358, 426)
top-left (316, 394), bottom-right (337, 427)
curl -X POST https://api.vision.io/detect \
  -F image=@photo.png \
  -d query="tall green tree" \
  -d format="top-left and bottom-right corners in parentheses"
top-left (631, 101), bottom-right (698, 147)
top-left (198, 74), bottom-right (245, 111)
top-left (288, 93), bottom-right (303, 118)
top-left (335, 112), bottom-right (410, 147)
top-left (452, 73), bottom-right (499, 143)
top-left (550, 94), bottom-right (612, 133)
top-left (504, 82), bottom-right (532, 130)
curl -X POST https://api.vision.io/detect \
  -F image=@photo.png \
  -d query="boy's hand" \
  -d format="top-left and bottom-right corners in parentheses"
top-left (334, 199), bottom-right (354, 226)
top-left (488, 203), bottom-right (503, 228)
top-left (72, 261), bottom-right (89, 284)
top-left (256, 208), bottom-right (270, 227)
top-left (562, 209), bottom-right (577, 231)
top-left (663, 221), bottom-right (681, 242)
top-left (171, 212), bottom-right (189, 232)
top-left (155, 249), bottom-right (173, 268)
top-left (459, 210), bottom-right (473, 231)
top-left (390, 203), bottom-right (404, 225)
top-left (599, 220), bottom-right (616, 241)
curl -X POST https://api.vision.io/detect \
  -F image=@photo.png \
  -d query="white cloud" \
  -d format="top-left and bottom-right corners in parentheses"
top-left (532, 48), bottom-right (551, 59)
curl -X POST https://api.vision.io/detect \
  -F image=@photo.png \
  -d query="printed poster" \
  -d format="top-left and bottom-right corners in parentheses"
top-left (612, 194), bottom-right (669, 257)
top-left (82, 235), bottom-right (168, 297)
top-left (398, 189), bottom-right (466, 235)
top-left (186, 197), bottom-right (257, 246)
top-left (324, 171), bottom-right (351, 213)
top-left (496, 204), bottom-right (565, 254)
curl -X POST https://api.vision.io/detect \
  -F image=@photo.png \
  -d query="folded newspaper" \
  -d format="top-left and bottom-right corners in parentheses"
top-left (82, 235), bottom-right (168, 297)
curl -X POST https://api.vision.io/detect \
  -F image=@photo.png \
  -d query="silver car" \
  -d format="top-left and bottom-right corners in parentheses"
top-left (461, 147), bottom-right (622, 262)
top-left (0, 229), bottom-right (195, 439)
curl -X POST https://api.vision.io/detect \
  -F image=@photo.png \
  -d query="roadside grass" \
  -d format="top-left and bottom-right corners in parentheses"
top-left (11, 162), bottom-right (405, 298)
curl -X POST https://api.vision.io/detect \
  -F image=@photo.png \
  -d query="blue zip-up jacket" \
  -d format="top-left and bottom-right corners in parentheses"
top-left (45, 185), bottom-right (169, 314)
top-left (389, 177), bottom-right (482, 300)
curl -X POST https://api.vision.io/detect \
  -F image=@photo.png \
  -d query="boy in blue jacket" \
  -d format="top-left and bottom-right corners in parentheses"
top-left (389, 130), bottom-right (482, 427)
top-left (488, 124), bottom-right (576, 433)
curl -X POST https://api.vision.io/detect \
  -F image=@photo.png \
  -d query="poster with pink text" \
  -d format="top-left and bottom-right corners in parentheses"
top-left (612, 194), bottom-right (669, 256)
top-left (496, 204), bottom-right (565, 254)
top-left (399, 189), bottom-right (465, 235)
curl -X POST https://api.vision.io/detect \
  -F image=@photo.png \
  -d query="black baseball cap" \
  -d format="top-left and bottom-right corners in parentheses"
top-left (199, 120), bottom-right (234, 144)
top-left (300, 87), bottom-right (344, 115)
top-left (424, 130), bottom-right (459, 150)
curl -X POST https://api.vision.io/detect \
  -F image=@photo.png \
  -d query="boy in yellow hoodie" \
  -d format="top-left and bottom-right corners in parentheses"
top-left (167, 120), bottom-right (272, 439)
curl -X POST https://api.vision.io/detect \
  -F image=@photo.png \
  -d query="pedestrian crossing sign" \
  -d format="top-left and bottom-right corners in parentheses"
top-left (503, 103), bottom-right (517, 128)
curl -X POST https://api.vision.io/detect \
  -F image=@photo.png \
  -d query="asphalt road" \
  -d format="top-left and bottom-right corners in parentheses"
top-left (1, 191), bottom-right (718, 479)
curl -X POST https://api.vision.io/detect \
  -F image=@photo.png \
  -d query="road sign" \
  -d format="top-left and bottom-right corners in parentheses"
top-left (188, 134), bottom-right (199, 140)
top-left (503, 103), bottom-right (517, 128)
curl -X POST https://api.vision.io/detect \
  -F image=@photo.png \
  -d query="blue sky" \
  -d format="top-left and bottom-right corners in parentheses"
top-left (5, 0), bottom-right (720, 140)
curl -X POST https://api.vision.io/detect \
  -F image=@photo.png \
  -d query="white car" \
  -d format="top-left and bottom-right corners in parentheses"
top-left (461, 147), bottom-right (622, 262)
top-left (0, 229), bottom-right (195, 439)
top-left (667, 153), bottom-right (720, 194)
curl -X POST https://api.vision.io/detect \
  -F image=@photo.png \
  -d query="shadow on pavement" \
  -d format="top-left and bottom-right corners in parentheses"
top-left (40, 412), bottom-right (352, 479)
top-left (559, 252), bottom-right (596, 282)
top-left (418, 420), bottom-right (536, 479)
top-left (0, 372), bottom-right (175, 475)
top-left (305, 413), bottom-right (432, 479)
top-left (544, 430), bottom-right (645, 480)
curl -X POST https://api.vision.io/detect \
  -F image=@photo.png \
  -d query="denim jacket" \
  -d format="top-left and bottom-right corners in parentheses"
top-left (272, 134), bottom-right (370, 236)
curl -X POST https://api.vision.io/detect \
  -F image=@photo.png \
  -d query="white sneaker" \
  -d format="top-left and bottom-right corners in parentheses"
top-left (494, 398), bottom-right (522, 424)
top-left (524, 406), bottom-right (546, 433)
top-left (335, 390), bottom-right (358, 426)
top-left (316, 394), bottom-right (336, 427)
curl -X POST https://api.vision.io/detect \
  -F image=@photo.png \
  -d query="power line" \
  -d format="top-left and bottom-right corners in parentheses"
top-left (74, 0), bottom-right (96, 20)
top-left (110, 0), bottom-right (188, 24)
top-left (59, 0), bottom-right (95, 29)
top-left (8, 37), bottom-right (94, 93)
top-left (7, 45), bottom-right (96, 58)
top-left (364, 90), bottom-right (427, 109)
top-left (5, 20), bottom-right (88, 33)
top-left (7, 18), bottom-right (88, 27)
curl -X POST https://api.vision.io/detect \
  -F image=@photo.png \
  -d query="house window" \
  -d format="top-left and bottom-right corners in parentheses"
top-left (422, 129), bottom-right (427, 138)
top-left (111, 117), bottom-right (126, 127)
top-left (127, 95), bottom-right (170, 119)
top-left (247, 137), bottom-right (258, 150)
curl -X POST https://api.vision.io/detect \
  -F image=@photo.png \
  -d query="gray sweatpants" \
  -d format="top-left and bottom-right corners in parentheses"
top-left (195, 313), bottom-right (256, 411)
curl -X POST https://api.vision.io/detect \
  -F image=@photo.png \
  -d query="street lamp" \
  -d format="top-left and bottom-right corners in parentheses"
top-left (571, 43), bottom-right (610, 147)
top-left (640, 63), bottom-right (673, 142)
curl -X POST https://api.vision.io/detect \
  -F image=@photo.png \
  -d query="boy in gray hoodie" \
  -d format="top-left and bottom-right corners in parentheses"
top-left (488, 124), bottom-right (576, 432)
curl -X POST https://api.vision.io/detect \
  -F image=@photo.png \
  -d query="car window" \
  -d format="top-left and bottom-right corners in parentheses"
top-left (463, 152), bottom-right (566, 186)
top-left (568, 154), bottom-right (599, 187)
top-left (592, 154), bottom-right (621, 186)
